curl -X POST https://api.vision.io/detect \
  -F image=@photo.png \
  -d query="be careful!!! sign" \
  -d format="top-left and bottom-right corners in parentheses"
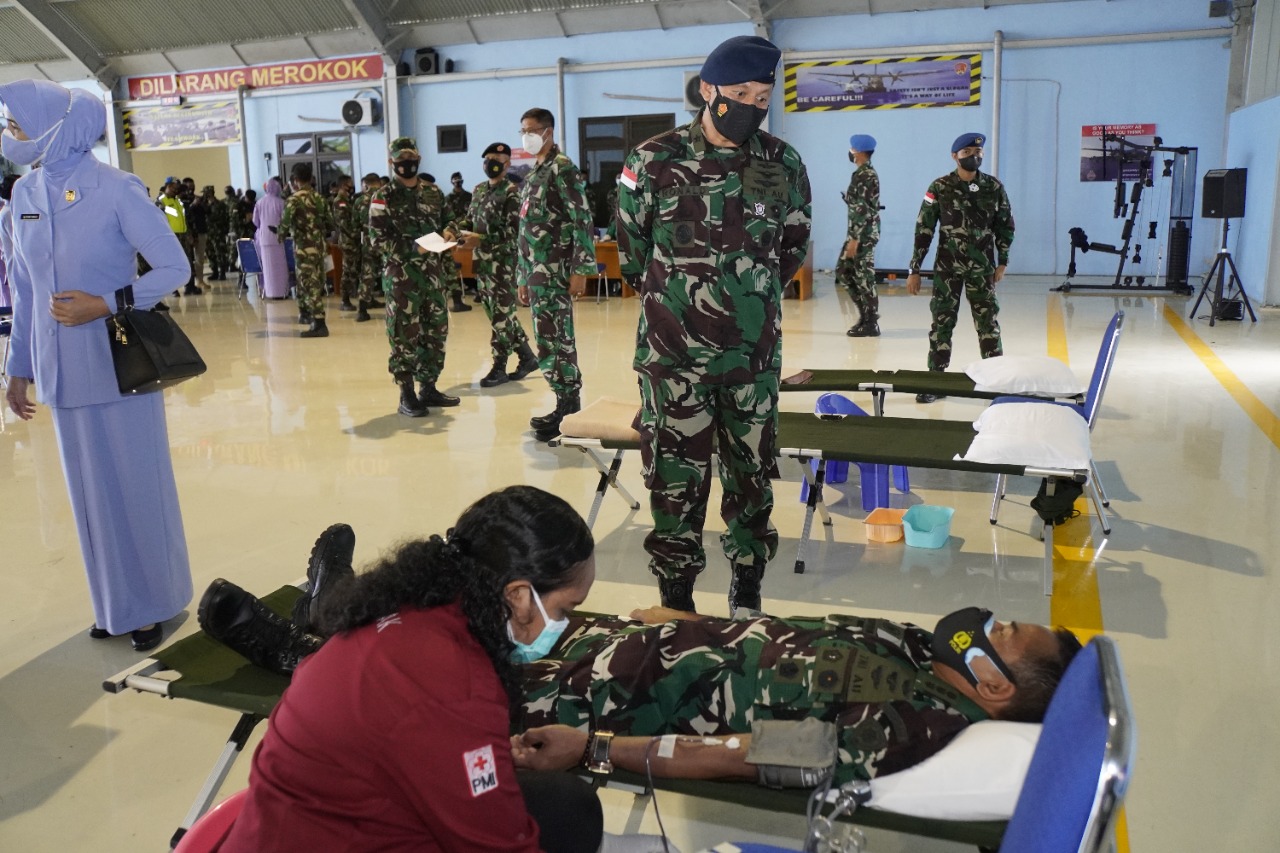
top-left (127, 55), bottom-right (383, 101)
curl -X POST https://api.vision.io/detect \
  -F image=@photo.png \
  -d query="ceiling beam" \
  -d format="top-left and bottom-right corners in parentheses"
top-left (338, 0), bottom-right (407, 59)
top-left (10, 0), bottom-right (118, 90)
top-left (726, 0), bottom-right (769, 37)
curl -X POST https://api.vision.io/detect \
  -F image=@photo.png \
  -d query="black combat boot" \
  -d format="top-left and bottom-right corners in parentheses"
top-left (291, 523), bottom-right (357, 633)
top-left (533, 394), bottom-right (581, 441)
top-left (300, 318), bottom-right (329, 338)
top-left (419, 382), bottom-right (460, 408)
top-left (479, 357), bottom-right (510, 388)
top-left (339, 299), bottom-right (357, 312)
top-left (728, 560), bottom-right (766, 615)
top-left (847, 316), bottom-right (881, 337)
top-left (448, 290), bottom-right (473, 312)
top-left (657, 573), bottom-right (697, 613)
top-left (367, 298), bottom-right (384, 309)
top-left (197, 579), bottom-right (324, 677)
top-left (398, 384), bottom-right (428, 417)
top-left (509, 342), bottom-right (540, 381)
top-left (298, 311), bottom-right (312, 325)
top-left (355, 300), bottom-right (372, 322)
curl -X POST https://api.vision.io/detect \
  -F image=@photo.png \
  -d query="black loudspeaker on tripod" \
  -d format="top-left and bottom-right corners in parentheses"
top-left (1189, 168), bottom-right (1256, 326)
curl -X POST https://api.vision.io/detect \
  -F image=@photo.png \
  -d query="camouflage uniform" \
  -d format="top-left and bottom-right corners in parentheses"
top-left (368, 180), bottom-right (448, 386)
top-left (279, 187), bottom-right (334, 320)
top-left (909, 171), bottom-right (1015, 371)
top-left (518, 613), bottom-right (986, 785)
top-left (616, 117), bottom-right (811, 591)
top-left (206, 193), bottom-right (231, 279)
top-left (352, 188), bottom-right (381, 305)
top-left (516, 144), bottom-right (598, 398)
top-left (224, 193), bottom-right (243, 263)
top-left (332, 189), bottom-right (359, 304)
top-left (836, 162), bottom-right (880, 322)
top-left (454, 178), bottom-right (529, 360)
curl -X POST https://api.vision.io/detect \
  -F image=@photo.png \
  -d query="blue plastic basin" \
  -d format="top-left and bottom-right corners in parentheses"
top-left (902, 505), bottom-right (955, 549)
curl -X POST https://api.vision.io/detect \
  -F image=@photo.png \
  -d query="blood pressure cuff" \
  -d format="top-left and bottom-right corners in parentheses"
top-left (745, 718), bottom-right (838, 789)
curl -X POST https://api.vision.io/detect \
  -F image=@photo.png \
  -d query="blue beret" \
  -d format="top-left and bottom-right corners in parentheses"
top-left (952, 132), bottom-right (985, 153)
top-left (700, 36), bottom-right (781, 86)
top-left (849, 134), bottom-right (876, 153)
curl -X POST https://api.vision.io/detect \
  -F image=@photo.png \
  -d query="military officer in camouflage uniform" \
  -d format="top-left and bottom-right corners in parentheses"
top-left (205, 185), bottom-right (231, 281)
top-left (515, 606), bottom-right (1080, 785)
top-left (838, 134), bottom-right (881, 337)
top-left (279, 162), bottom-right (336, 338)
top-left (906, 132), bottom-right (1015, 402)
top-left (330, 175), bottom-right (358, 312)
top-left (221, 186), bottom-right (241, 272)
top-left (444, 142), bottom-right (539, 389)
top-left (353, 173), bottom-right (385, 322)
top-left (368, 137), bottom-right (459, 417)
top-left (516, 107), bottom-right (598, 441)
top-left (616, 36), bottom-right (811, 615)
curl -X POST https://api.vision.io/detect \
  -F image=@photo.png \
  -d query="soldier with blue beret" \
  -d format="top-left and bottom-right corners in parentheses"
top-left (906, 131), bottom-right (1015, 401)
top-left (840, 133), bottom-right (882, 337)
top-left (617, 35), bottom-right (812, 615)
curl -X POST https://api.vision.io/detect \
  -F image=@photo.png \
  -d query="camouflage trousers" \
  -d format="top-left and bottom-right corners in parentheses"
top-left (295, 244), bottom-right (328, 319)
top-left (207, 227), bottom-right (230, 275)
top-left (359, 243), bottom-right (382, 304)
top-left (635, 370), bottom-right (781, 582)
top-left (475, 250), bottom-right (529, 360)
top-left (384, 262), bottom-right (448, 386)
top-left (836, 243), bottom-right (878, 320)
top-left (339, 241), bottom-right (361, 303)
top-left (927, 271), bottom-right (1002, 371)
top-left (528, 271), bottom-right (582, 397)
top-left (442, 252), bottom-right (465, 297)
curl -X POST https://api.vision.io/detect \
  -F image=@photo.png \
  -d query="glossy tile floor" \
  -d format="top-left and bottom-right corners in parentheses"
top-left (2, 272), bottom-right (1278, 851)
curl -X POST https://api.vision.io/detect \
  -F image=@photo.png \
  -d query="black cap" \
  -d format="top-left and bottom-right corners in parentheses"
top-left (700, 35), bottom-right (782, 86)
top-left (482, 142), bottom-right (512, 157)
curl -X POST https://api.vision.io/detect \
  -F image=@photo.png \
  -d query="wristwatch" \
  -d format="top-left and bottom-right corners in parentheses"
top-left (586, 730), bottom-right (615, 775)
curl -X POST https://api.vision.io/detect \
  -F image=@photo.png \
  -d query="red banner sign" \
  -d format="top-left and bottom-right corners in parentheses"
top-left (127, 55), bottom-right (383, 100)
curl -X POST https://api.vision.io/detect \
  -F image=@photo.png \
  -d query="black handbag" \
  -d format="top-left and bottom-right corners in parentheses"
top-left (106, 285), bottom-right (207, 394)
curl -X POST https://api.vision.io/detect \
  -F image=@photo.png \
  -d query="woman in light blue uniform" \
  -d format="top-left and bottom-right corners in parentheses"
top-left (2, 80), bottom-right (193, 651)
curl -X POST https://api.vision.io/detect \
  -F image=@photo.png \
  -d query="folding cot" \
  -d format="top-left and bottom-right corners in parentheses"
top-left (781, 367), bottom-right (1083, 415)
top-left (554, 401), bottom-right (1090, 593)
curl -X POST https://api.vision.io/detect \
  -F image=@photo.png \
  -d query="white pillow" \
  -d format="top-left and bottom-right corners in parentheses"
top-left (866, 720), bottom-right (1041, 820)
top-left (960, 402), bottom-right (1092, 470)
top-left (964, 355), bottom-right (1087, 396)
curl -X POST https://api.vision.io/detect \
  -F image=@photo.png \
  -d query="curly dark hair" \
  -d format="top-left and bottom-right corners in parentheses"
top-left (314, 486), bottom-right (593, 707)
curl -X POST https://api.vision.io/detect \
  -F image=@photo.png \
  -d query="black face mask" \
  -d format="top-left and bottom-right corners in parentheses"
top-left (483, 158), bottom-right (505, 179)
top-left (707, 87), bottom-right (769, 146)
top-left (931, 607), bottom-right (1016, 687)
top-left (958, 154), bottom-right (982, 172)
top-left (393, 159), bottom-right (420, 179)
top-left (848, 152), bottom-right (858, 165)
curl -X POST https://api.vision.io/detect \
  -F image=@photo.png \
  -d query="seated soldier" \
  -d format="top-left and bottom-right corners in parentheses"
top-left (200, 529), bottom-right (1080, 789)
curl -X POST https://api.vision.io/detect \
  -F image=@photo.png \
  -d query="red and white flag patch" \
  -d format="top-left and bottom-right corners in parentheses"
top-left (370, 199), bottom-right (387, 212)
top-left (464, 745), bottom-right (499, 797)
top-left (619, 166), bottom-right (638, 191)
top-left (922, 192), bottom-right (936, 205)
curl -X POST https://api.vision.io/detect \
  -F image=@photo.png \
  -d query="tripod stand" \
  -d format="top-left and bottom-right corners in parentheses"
top-left (1188, 218), bottom-right (1257, 327)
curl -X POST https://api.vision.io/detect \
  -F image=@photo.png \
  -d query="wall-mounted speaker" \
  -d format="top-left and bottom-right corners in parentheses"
top-left (683, 72), bottom-right (705, 111)
top-left (414, 47), bottom-right (439, 76)
top-left (341, 97), bottom-right (380, 127)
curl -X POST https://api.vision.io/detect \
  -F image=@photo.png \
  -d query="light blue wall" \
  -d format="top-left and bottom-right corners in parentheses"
top-left (230, 0), bottom-right (1234, 277)
top-left (1225, 93), bottom-right (1280, 305)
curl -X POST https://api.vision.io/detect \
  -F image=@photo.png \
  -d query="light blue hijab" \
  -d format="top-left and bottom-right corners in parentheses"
top-left (0, 80), bottom-right (106, 182)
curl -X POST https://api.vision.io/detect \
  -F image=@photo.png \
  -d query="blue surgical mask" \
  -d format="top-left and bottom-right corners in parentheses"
top-left (2, 130), bottom-right (42, 166)
top-left (508, 586), bottom-right (569, 664)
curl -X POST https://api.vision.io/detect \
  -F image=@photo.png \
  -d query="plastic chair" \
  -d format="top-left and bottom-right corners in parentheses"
top-left (172, 787), bottom-right (248, 852)
top-left (990, 311), bottom-right (1123, 532)
top-left (999, 635), bottom-right (1136, 853)
top-left (798, 392), bottom-right (910, 511)
top-left (235, 239), bottom-right (263, 300)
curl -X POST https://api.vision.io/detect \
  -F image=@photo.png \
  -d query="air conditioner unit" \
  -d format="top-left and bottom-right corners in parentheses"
top-left (683, 72), bottom-right (706, 111)
top-left (341, 97), bottom-right (380, 127)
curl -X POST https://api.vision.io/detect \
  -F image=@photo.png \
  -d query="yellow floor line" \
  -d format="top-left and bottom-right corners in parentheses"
top-left (1163, 304), bottom-right (1280, 449)
top-left (1044, 297), bottom-right (1130, 853)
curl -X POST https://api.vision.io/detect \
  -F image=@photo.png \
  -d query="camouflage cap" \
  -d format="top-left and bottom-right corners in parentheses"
top-left (388, 136), bottom-right (419, 157)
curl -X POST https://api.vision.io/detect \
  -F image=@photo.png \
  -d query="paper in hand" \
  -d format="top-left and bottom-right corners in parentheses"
top-left (415, 232), bottom-right (458, 253)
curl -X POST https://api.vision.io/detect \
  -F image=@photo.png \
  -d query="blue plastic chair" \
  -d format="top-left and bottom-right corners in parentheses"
top-left (798, 393), bottom-right (910, 511)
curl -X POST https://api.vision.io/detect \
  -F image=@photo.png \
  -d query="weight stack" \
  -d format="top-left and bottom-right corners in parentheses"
top-left (1166, 221), bottom-right (1190, 289)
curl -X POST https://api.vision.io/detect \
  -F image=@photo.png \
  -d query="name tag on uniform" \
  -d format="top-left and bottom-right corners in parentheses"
top-left (20, 213), bottom-right (40, 220)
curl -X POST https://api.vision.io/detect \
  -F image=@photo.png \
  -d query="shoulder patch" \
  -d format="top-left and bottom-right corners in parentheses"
top-left (922, 191), bottom-right (936, 205)
top-left (619, 166), bottom-right (638, 191)
top-left (464, 744), bottom-right (499, 797)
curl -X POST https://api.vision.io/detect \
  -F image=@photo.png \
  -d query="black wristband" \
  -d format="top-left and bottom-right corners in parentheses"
top-left (579, 730), bottom-right (594, 768)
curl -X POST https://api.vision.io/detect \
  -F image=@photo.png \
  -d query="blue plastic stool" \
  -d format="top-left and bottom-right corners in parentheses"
top-left (798, 393), bottom-right (910, 511)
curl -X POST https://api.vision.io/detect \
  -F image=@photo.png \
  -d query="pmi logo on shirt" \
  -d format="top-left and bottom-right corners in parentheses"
top-left (464, 744), bottom-right (499, 797)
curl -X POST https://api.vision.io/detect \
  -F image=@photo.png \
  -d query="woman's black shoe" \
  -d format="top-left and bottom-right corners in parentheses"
top-left (131, 623), bottom-right (164, 652)
top-left (88, 625), bottom-right (114, 640)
